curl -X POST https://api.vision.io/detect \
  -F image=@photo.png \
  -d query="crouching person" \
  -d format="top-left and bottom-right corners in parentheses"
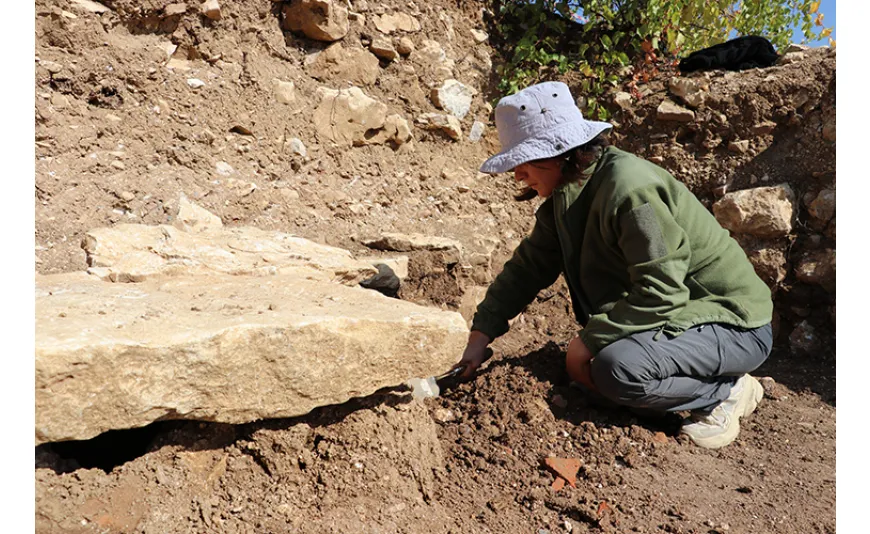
top-left (454, 81), bottom-right (773, 449)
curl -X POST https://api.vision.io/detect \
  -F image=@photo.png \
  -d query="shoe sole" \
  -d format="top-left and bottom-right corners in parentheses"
top-left (686, 375), bottom-right (764, 450)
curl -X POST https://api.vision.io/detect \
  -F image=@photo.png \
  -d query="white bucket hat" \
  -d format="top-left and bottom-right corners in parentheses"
top-left (480, 81), bottom-right (612, 174)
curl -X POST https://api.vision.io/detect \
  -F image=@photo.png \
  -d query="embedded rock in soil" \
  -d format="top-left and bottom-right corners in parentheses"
top-left (35, 272), bottom-right (468, 444)
top-left (174, 194), bottom-right (223, 234)
top-left (789, 320), bottom-right (821, 355)
top-left (469, 121), bottom-right (485, 142)
top-left (807, 188), bottom-right (836, 223)
top-left (164, 3), bottom-right (187, 17)
top-left (372, 12), bottom-right (421, 34)
top-left (411, 40), bottom-right (455, 79)
top-left (200, 0), bottom-right (221, 20)
top-left (83, 218), bottom-right (378, 285)
top-left (272, 79), bottom-right (297, 105)
top-left (287, 137), bottom-right (307, 157)
top-left (70, 0), bottom-right (111, 13)
top-left (282, 0), bottom-right (349, 42)
top-left (669, 77), bottom-right (701, 99)
top-left (396, 36), bottom-right (415, 55)
top-left (370, 37), bottom-right (398, 61)
top-left (778, 52), bottom-right (806, 66)
top-left (656, 100), bottom-right (695, 122)
top-left (613, 91), bottom-right (632, 110)
top-left (416, 113), bottom-right (462, 140)
top-left (746, 247), bottom-right (788, 287)
top-left (431, 79), bottom-right (477, 119)
top-left (470, 29), bottom-right (488, 43)
top-left (310, 43), bottom-right (380, 86)
top-left (668, 77), bottom-right (706, 108)
top-left (365, 114), bottom-right (413, 146)
top-left (312, 86), bottom-right (388, 147)
top-left (363, 232), bottom-right (463, 264)
top-left (712, 184), bottom-right (796, 238)
top-left (728, 140), bottom-right (750, 154)
top-left (794, 249), bottom-right (836, 293)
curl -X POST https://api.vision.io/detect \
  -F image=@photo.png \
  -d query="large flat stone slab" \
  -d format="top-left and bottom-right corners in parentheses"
top-left (83, 223), bottom-right (378, 285)
top-left (36, 272), bottom-right (469, 444)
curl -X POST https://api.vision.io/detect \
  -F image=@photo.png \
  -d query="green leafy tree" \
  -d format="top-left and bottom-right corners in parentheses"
top-left (492, 0), bottom-right (834, 119)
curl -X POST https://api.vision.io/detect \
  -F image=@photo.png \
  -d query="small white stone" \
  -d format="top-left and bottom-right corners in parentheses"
top-left (273, 79), bottom-right (296, 104)
top-left (187, 78), bottom-right (206, 89)
top-left (287, 138), bottom-right (307, 157)
top-left (215, 161), bottom-right (234, 175)
top-left (468, 121), bottom-right (485, 142)
top-left (470, 29), bottom-right (488, 43)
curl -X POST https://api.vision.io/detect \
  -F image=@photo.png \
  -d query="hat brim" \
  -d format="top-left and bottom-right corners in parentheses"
top-left (479, 119), bottom-right (612, 174)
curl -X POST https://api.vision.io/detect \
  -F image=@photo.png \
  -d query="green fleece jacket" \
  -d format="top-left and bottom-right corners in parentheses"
top-left (471, 146), bottom-right (773, 355)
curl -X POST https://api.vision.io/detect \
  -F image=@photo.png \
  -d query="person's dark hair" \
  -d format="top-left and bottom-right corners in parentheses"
top-left (513, 133), bottom-right (611, 201)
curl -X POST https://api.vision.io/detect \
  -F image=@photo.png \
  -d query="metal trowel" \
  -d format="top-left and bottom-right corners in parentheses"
top-left (405, 348), bottom-right (493, 400)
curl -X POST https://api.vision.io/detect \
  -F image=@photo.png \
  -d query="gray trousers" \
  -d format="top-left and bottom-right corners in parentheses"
top-left (590, 323), bottom-right (773, 413)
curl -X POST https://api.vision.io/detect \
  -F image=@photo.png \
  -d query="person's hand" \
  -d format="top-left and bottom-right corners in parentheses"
top-left (453, 331), bottom-right (492, 379)
top-left (566, 335), bottom-right (597, 392)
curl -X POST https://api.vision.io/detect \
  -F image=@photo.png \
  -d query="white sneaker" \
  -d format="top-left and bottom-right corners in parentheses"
top-left (680, 374), bottom-right (764, 449)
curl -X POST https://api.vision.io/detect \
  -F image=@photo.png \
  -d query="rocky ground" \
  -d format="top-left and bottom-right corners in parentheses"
top-left (35, 0), bottom-right (835, 533)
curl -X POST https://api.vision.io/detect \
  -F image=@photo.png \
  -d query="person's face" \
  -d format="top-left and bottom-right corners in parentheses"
top-left (513, 158), bottom-right (563, 198)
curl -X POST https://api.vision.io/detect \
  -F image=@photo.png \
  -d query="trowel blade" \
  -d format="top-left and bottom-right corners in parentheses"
top-left (406, 376), bottom-right (440, 400)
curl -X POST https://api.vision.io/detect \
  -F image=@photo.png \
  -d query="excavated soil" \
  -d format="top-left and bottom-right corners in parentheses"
top-left (35, 0), bottom-right (835, 532)
top-left (35, 295), bottom-right (836, 533)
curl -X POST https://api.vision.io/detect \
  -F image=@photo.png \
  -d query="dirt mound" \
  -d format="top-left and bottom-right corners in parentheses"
top-left (35, 1), bottom-right (835, 532)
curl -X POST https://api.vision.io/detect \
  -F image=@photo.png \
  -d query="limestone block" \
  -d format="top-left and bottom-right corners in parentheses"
top-left (35, 273), bottom-right (469, 443)
top-left (82, 223), bottom-right (377, 285)
top-left (712, 184), bottom-right (796, 238)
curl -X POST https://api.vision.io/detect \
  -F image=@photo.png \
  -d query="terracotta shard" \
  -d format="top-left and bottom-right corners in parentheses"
top-left (544, 456), bottom-right (582, 488)
top-left (551, 476), bottom-right (566, 491)
top-left (652, 431), bottom-right (669, 444)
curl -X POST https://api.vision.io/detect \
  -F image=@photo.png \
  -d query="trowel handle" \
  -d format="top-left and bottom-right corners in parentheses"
top-left (438, 366), bottom-right (466, 380)
top-left (439, 348), bottom-right (494, 380)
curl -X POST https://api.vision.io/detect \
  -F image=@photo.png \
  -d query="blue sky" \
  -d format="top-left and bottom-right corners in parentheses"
top-left (567, 1), bottom-right (836, 47)
top-left (794, 0), bottom-right (835, 46)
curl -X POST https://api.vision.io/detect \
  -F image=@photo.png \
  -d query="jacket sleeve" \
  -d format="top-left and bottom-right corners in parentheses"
top-left (471, 201), bottom-right (563, 340)
top-left (579, 190), bottom-right (691, 355)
